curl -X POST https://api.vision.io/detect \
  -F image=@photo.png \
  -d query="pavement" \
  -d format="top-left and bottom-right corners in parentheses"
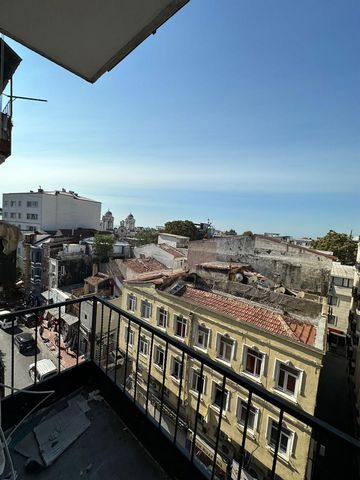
top-left (313, 348), bottom-right (359, 480)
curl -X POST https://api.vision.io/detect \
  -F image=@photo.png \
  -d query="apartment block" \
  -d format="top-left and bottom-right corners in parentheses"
top-left (2, 188), bottom-right (101, 232)
top-left (112, 280), bottom-right (326, 480)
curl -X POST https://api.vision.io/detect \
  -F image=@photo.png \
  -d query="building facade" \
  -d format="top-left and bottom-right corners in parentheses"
top-left (327, 263), bottom-right (354, 341)
top-left (2, 188), bottom-right (101, 232)
top-left (100, 210), bottom-right (114, 231)
top-left (111, 281), bottom-right (326, 480)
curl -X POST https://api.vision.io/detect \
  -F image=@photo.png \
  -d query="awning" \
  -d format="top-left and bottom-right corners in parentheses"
top-left (0, 0), bottom-right (188, 83)
top-left (328, 327), bottom-right (346, 337)
top-left (0, 38), bottom-right (22, 94)
top-left (62, 313), bottom-right (79, 326)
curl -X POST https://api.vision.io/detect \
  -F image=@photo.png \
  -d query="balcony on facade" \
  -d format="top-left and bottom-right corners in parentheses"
top-left (1, 298), bottom-right (360, 480)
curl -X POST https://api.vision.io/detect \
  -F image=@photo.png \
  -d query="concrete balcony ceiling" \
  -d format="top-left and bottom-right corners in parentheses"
top-left (0, 0), bottom-right (188, 83)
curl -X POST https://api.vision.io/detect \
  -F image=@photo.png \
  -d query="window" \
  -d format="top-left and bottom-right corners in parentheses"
top-left (157, 307), bottom-right (168, 328)
top-left (244, 347), bottom-right (264, 378)
top-left (18, 201), bottom-right (21, 207)
top-left (237, 399), bottom-right (259, 432)
top-left (268, 419), bottom-right (294, 457)
top-left (18, 213), bottom-right (21, 219)
top-left (217, 335), bottom-right (235, 363)
top-left (140, 300), bottom-right (152, 320)
top-left (190, 368), bottom-right (206, 395)
top-left (3, 201), bottom-right (8, 206)
top-left (328, 314), bottom-right (337, 325)
top-left (275, 362), bottom-right (301, 396)
top-left (125, 326), bottom-right (134, 347)
top-left (154, 346), bottom-right (165, 369)
top-left (328, 296), bottom-right (338, 306)
top-left (212, 382), bottom-right (230, 411)
top-left (333, 276), bottom-right (352, 288)
top-left (10, 201), bottom-right (16, 207)
top-left (27, 201), bottom-right (38, 208)
top-left (174, 315), bottom-right (187, 338)
top-left (27, 213), bottom-right (38, 220)
top-left (10, 212), bottom-right (16, 218)
top-left (127, 293), bottom-right (136, 312)
top-left (3, 212), bottom-right (7, 218)
top-left (196, 325), bottom-right (210, 349)
top-left (171, 357), bottom-right (182, 380)
top-left (139, 336), bottom-right (149, 356)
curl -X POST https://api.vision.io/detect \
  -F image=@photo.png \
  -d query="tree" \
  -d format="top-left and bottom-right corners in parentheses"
top-left (164, 220), bottom-right (198, 240)
top-left (224, 229), bottom-right (237, 235)
top-left (310, 230), bottom-right (357, 265)
top-left (134, 229), bottom-right (159, 246)
top-left (93, 234), bottom-right (115, 262)
top-left (242, 230), bottom-right (253, 236)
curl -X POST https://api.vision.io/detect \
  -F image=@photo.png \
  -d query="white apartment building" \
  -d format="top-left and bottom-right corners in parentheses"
top-left (2, 188), bottom-right (101, 232)
top-left (328, 262), bottom-right (354, 339)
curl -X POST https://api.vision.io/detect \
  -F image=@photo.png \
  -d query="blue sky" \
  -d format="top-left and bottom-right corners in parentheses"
top-left (1, 0), bottom-right (360, 236)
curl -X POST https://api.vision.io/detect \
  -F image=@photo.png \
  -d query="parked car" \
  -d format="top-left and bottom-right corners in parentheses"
top-left (14, 332), bottom-right (35, 353)
top-left (18, 312), bottom-right (38, 328)
top-left (29, 359), bottom-right (57, 383)
top-left (0, 310), bottom-right (18, 330)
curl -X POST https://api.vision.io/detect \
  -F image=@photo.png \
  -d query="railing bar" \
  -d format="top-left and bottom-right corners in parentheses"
top-left (114, 312), bottom-right (121, 385)
top-left (211, 375), bottom-right (227, 480)
top-left (11, 313), bottom-right (15, 396)
top-left (270, 409), bottom-right (284, 480)
top-left (57, 306), bottom-right (61, 374)
top-left (238, 391), bottom-right (253, 479)
top-left (134, 325), bottom-right (142, 403)
top-left (34, 315), bottom-right (38, 386)
top-left (98, 303), bottom-right (105, 368)
top-left (191, 361), bottom-right (204, 463)
top-left (173, 350), bottom-right (185, 445)
top-left (158, 342), bottom-right (169, 429)
top-left (105, 307), bottom-right (113, 375)
top-left (145, 332), bottom-right (154, 416)
top-left (76, 301), bottom-right (81, 367)
top-left (123, 317), bottom-right (131, 393)
top-left (90, 298), bottom-right (98, 362)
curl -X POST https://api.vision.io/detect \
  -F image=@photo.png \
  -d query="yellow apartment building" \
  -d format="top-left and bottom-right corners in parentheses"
top-left (112, 280), bottom-right (326, 480)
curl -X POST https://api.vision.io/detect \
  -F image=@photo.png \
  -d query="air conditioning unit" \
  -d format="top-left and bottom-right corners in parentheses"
top-left (150, 380), bottom-right (159, 391)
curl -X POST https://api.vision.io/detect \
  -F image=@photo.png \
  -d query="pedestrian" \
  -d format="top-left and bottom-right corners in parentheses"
top-left (39, 324), bottom-right (44, 339)
top-left (54, 333), bottom-right (59, 348)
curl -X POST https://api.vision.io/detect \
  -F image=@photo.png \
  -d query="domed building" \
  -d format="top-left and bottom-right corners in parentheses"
top-left (124, 213), bottom-right (136, 233)
top-left (100, 210), bottom-right (114, 231)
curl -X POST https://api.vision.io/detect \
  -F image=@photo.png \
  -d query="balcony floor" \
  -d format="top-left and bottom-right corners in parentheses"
top-left (7, 386), bottom-right (170, 480)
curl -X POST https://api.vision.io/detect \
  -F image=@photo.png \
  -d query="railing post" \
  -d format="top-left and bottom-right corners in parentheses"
top-left (90, 297), bottom-right (98, 361)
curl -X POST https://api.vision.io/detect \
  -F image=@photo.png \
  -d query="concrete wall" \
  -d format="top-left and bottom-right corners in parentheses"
top-left (158, 233), bottom-right (189, 248)
top-left (134, 244), bottom-right (173, 269)
top-left (188, 236), bottom-right (333, 295)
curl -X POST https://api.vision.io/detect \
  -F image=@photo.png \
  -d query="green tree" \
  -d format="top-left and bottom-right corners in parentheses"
top-left (134, 229), bottom-right (159, 246)
top-left (93, 234), bottom-right (115, 262)
top-left (164, 220), bottom-right (198, 240)
top-left (310, 230), bottom-right (357, 265)
top-left (224, 229), bottom-right (237, 235)
top-left (242, 230), bottom-right (253, 236)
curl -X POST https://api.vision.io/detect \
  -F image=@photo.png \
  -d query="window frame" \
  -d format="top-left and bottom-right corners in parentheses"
top-left (267, 417), bottom-right (294, 458)
top-left (170, 356), bottom-right (182, 380)
top-left (154, 345), bottom-right (165, 370)
top-left (216, 333), bottom-right (235, 364)
top-left (140, 299), bottom-right (152, 320)
top-left (125, 326), bottom-right (134, 347)
top-left (190, 368), bottom-right (206, 395)
top-left (236, 397), bottom-right (259, 433)
top-left (211, 381), bottom-right (230, 412)
top-left (157, 307), bottom-right (168, 329)
top-left (243, 345), bottom-right (264, 379)
top-left (196, 324), bottom-right (210, 350)
top-left (127, 293), bottom-right (136, 312)
top-left (139, 335), bottom-right (149, 356)
top-left (174, 314), bottom-right (187, 338)
top-left (274, 361), bottom-right (302, 398)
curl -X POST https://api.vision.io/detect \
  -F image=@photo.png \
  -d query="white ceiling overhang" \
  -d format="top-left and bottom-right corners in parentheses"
top-left (0, 0), bottom-right (189, 83)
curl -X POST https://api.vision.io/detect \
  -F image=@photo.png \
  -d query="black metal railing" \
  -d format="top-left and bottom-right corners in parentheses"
top-left (1, 295), bottom-right (360, 480)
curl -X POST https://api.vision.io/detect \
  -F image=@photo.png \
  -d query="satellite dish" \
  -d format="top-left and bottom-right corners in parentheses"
top-left (275, 286), bottom-right (286, 294)
top-left (235, 273), bottom-right (243, 282)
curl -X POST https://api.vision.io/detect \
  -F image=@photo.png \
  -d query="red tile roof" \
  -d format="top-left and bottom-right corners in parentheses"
top-left (158, 243), bottom-right (186, 258)
top-left (123, 257), bottom-right (167, 274)
top-left (178, 286), bottom-right (317, 347)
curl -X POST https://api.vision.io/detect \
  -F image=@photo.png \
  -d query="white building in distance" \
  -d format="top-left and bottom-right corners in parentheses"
top-left (2, 188), bottom-right (101, 232)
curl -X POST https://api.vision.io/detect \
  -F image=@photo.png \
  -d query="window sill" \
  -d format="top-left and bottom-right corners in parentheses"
top-left (154, 365), bottom-right (164, 373)
top-left (266, 445), bottom-right (291, 464)
top-left (236, 423), bottom-right (256, 441)
top-left (210, 404), bottom-right (227, 418)
top-left (174, 336), bottom-right (186, 342)
top-left (242, 371), bottom-right (262, 384)
top-left (157, 326), bottom-right (167, 332)
top-left (171, 376), bottom-right (180, 384)
top-left (193, 345), bottom-right (208, 354)
top-left (190, 390), bottom-right (205, 402)
top-left (141, 317), bottom-right (151, 322)
top-left (272, 388), bottom-right (298, 404)
top-left (216, 357), bottom-right (232, 367)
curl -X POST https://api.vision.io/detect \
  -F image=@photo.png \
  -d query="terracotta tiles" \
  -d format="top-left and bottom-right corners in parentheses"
top-left (123, 258), bottom-right (167, 273)
top-left (179, 286), bottom-right (316, 346)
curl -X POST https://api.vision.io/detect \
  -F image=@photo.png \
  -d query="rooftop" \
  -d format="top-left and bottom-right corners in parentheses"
top-left (84, 273), bottom-right (110, 286)
top-left (121, 257), bottom-right (169, 274)
top-left (176, 286), bottom-right (320, 348)
top-left (158, 243), bottom-right (186, 258)
top-left (331, 262), bottom-right (354, 279)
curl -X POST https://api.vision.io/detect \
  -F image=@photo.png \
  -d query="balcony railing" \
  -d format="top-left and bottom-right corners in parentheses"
top-left (1, 295), bottom-right (360, 480)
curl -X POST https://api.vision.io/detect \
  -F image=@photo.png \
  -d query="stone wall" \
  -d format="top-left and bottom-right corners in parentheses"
top-left (188, 235), bottom-right (333, 295)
